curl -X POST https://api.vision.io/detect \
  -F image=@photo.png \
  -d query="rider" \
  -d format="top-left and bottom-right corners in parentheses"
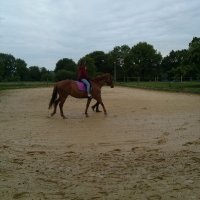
top-left (77, 60), bottom-right (92, 98)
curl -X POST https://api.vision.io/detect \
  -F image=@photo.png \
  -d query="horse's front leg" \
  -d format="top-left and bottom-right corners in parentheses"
top-left (85, 98), bottom-right (92, 117)
top-left (95, 95), bottom-right (107, 115)
top-left (100, 101), bottom-right (107, 115)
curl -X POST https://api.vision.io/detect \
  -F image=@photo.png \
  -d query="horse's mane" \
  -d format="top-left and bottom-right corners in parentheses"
top-left (92, 73), bottom-right (110, 82)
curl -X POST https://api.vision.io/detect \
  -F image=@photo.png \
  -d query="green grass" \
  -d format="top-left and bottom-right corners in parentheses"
top-left (118, 81), bottom-right (200, 94)
top-left (0, 82), bottom-right (53, 91)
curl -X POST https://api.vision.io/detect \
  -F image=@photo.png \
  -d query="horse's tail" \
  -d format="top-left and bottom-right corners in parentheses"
top-left (48, 85), bottom-right (58, 109)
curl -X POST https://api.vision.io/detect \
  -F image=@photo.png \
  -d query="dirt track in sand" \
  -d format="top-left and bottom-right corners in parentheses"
top-left (0, 86), bottom-right (200, 199)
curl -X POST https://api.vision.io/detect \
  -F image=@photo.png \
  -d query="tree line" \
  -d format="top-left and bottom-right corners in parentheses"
top-left (0, 37), bottom-right (199, 82)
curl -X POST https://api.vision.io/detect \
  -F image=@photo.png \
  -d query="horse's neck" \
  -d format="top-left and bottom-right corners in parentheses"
top-left (92, 74), bottom-right (110, 88)
top-left (92, 79), bottom-right (106, 88)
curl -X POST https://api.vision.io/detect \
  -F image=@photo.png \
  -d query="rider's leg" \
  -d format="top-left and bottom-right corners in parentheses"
top-left (81, 79), bottom-right (91, 97)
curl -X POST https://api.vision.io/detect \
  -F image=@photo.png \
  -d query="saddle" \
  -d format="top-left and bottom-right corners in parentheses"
top-left (76, 81), bottom-right (92, 93)
top-left (76, 81), bottom-right (86, 91)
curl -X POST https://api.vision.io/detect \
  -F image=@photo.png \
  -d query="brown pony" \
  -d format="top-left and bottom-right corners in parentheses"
top-left (48, 73), bottom-right (114, 118)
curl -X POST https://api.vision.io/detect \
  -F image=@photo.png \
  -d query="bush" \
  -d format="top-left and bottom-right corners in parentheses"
top-left (55, 70), bottom-right (76, 81)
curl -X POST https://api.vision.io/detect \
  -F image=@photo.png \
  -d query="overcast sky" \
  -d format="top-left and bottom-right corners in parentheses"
top-left (0, 0), bottom-right (200, 70)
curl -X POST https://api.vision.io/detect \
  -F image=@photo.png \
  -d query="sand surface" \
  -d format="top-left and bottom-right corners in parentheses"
top-left (0, 86), bottom-right (200, 200)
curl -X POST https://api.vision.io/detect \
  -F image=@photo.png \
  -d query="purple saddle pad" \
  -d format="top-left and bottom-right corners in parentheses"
top-left (75, 81), bottom-right (86, 91)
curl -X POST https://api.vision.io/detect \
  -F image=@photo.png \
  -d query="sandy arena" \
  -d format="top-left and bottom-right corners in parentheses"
top-left (0, 86), bottom-right (200, 200)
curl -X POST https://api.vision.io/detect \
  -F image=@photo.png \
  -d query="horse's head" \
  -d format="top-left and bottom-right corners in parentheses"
top-left (105, 73), bottom-right (114, 88)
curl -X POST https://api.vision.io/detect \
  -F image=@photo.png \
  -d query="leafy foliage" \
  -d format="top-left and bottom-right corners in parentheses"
top-left (55, 58), bottom-right (76, 72)
top-left (0, 37), bottom-right (200, 82)
top-left (128, 42), bottom-right (162, 80)
top-left (55, 70), bottom-right (75, 81)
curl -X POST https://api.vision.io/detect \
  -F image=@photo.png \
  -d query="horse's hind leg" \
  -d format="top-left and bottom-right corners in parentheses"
top-left (91, 102), bottom-right (101, 112)
top-left (59, 95), bottom-right (68, 119)
top-left (85, 98), bottom-right (92, 117)
top-left (51, 98), bottom-right (60, 117)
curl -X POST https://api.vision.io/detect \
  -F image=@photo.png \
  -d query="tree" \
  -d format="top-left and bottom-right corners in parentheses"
top-left (29, 66), bottom-right (41, 81)
top-left (54, 58), bottom-right (76, 80)
top-left (161, 50), bottom-right (188, 80)
top-left (40, 67), bottom-right (55, 81)
top-left (85, 51), bottom-right (112, 73)
top-left (109, 45), bottom-right (131, 81)
top-left (188, 37), bottom-right (200, 65)
top-left (41, 71), bottom-right (55, 82)
top-left (55, 58), bottom-right (76, 72)
top-left (0, 53), bottom-right (16, 81)
top-left (15, 58), bottom-right (29, 81)
top-left (55, 70), bottom-right (74, 81)
top-left (128, 42), bottom-right (162, 80)
top-left (40, 67), bottom-right (48, 81)
top-left (0, 54), bottom-right (5, 81)
top-left (188, 37), bottom-right (200, 79)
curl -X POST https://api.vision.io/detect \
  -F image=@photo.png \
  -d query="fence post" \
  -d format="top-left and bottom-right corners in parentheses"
top-left (114, 62), bottom-right (116, 82)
